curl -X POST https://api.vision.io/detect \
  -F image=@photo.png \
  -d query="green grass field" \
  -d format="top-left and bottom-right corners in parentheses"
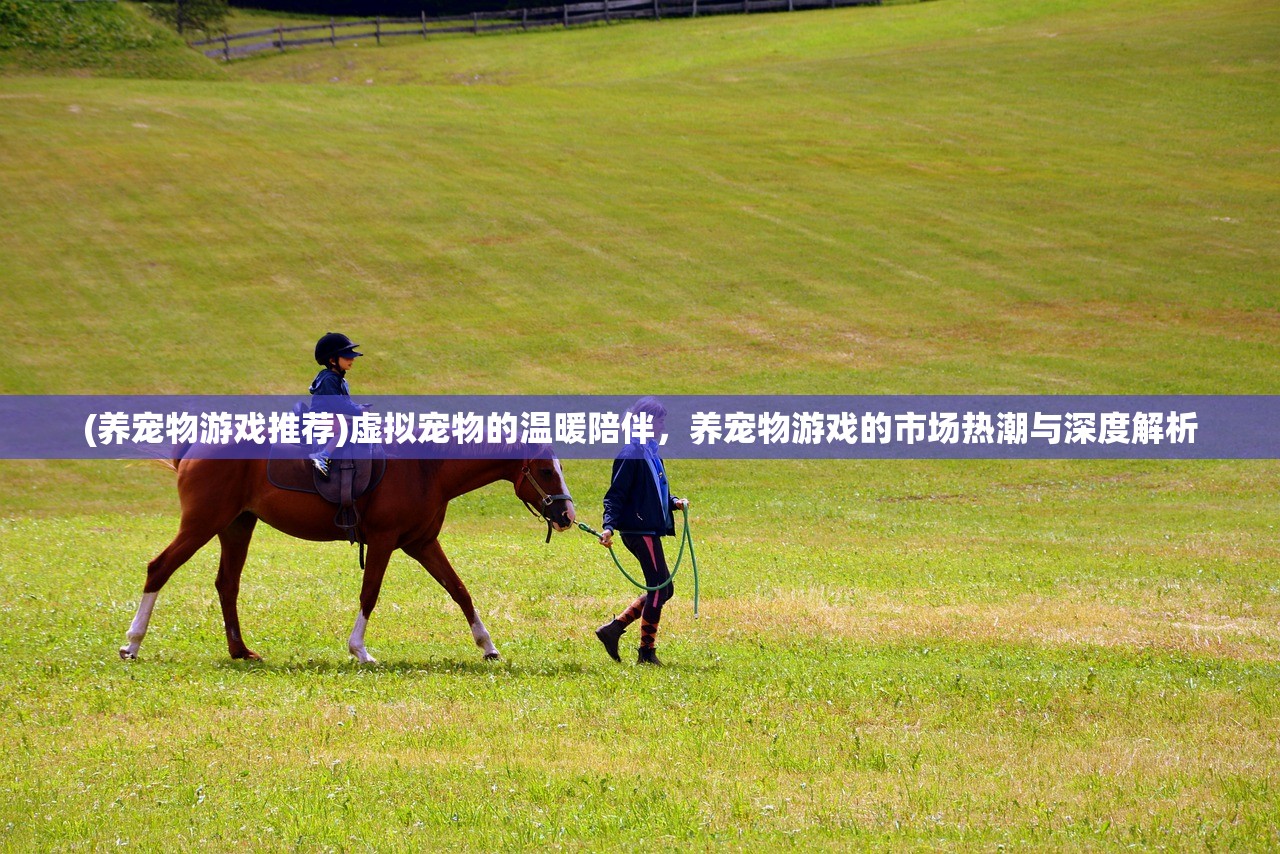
top-left (2, 0), bottom-right (1278, 848)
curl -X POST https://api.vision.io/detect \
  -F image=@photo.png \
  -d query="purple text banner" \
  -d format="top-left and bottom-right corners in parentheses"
top-left (0, 396), bottom-right (1275, 460)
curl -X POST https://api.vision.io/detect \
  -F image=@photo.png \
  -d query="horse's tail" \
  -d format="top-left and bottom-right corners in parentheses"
top-left (158, 441), bottom-right (192, 474)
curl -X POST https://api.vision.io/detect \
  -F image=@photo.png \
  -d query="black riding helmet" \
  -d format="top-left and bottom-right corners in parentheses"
top-left (314, 332), bottom-right (363, 365)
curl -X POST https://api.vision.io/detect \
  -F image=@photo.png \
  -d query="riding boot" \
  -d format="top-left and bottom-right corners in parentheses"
top-left (637, 646), bottom-right (663, 667)
top-left (595, 620), bottom-right (626, 662)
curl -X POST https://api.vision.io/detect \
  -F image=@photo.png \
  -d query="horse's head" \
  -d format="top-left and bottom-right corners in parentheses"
top-left (513, 447), bottom-right (576, 539)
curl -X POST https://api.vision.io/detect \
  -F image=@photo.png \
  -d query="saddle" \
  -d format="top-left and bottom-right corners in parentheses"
top-left (267, 446), bottom-right (386, 544)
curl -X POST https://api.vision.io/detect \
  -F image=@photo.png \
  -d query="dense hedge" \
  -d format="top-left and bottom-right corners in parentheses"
top-left (0, 1), bottom-right (223, 79)
top-left (0, 0), bottom-right (165, 50)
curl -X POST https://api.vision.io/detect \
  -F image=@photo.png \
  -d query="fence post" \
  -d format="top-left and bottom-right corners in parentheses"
top-left (563, 3), bottom-right (569, 26)
top-left (654, 0), bottom-right (660, 19)
top-left (787, 0), bottom-right (793, 10)
top-left (375, 17), bottom-right (382, 46)
top-left (422, 11), bottom-right (428, 38)
top-left (330, 18), bottom-right (336, 46)
top-left (692, 0), bottom-right (698, 16)
top-left (605, 0), bottom-right (611, 23)
top-left (473, 11), bottom-right (479, 34)
top-left (222, 32), bottom-right (230, 62)
top-left (277, 25), bottom-right (284, 52)
top-left (522, 7), bottom-right (528, 29)
top-left (743, 0), bottom-right (748, 12)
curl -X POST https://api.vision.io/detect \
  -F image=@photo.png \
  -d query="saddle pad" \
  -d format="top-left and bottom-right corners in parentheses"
top-left (266, 450), bottom-right (386, 502)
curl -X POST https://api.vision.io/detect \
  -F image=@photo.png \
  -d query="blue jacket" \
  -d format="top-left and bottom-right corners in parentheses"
top-left (603, 441), bottom-right (680, 536)
top-left (309, 369), bottom-right (363, 416)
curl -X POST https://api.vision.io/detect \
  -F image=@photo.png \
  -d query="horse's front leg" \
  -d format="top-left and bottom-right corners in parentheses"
top-left (348, 537), bottom-right (396, 664)
top-left (403, 537), bottom-right (499, 660)
top-left (215, 512), bottom-right (260, 660)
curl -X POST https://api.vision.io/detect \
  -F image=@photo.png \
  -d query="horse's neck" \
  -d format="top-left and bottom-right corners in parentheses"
top-left (434, 458), bottom-right (518, 501)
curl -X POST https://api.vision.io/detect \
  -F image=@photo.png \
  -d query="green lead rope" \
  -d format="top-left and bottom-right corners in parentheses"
top-left (577, 505), bottom-right (700, 616)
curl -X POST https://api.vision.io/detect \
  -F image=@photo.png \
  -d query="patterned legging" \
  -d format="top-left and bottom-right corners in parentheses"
top-left (615, 534), bottom-right (674, 649)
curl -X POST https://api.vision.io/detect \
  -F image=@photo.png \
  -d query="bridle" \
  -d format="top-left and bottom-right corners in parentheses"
top-left (514, 461), bottom-right (573, 543)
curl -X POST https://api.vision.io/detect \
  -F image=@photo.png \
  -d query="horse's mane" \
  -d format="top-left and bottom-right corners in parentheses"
top-left (382, 440), bottom-right (554, 462)
top-left (141, 440), bottom-right (552, 468)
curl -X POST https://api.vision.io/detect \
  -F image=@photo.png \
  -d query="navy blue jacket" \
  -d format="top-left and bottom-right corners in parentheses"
top-left (602, 442), bottom-right (680, 536)
top-left (309, 368), bottom-right (363, 416)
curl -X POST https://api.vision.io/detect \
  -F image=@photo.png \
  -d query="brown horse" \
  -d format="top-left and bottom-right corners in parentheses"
top-left (119, 445), bottom-right (576, 663)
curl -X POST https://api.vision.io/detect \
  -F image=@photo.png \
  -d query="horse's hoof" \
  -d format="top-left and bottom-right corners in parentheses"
top-left (483, 652), bottom-right (501, 662)
top-left (119, 647), bottom-right (137, 661)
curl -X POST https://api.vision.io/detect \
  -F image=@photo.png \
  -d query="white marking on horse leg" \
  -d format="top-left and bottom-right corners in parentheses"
top-left (119, 592), bottom-right (158, 660)
top-left (471, 617), bottom-right (499, 660)
top-left (347, 611), bottom-right (377, 664)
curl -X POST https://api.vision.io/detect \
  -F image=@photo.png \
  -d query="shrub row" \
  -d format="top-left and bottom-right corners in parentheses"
top-left (0, 0), bottom-right (162, 50)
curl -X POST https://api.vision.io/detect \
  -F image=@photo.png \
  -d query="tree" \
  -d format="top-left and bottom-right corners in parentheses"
top-left (147, 0), bottom-right (228, 36)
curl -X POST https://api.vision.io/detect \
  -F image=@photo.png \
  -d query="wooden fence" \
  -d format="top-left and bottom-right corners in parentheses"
top-left (190, 0), bottom-right (880, 60)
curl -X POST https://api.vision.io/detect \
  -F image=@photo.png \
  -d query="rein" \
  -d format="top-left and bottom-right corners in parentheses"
top-left (577, 506), bottom-right (700, 616)
top-left (515, 463), bottom-right (573, 543)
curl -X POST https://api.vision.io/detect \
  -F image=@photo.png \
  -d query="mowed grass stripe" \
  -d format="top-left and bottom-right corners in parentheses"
top-left (2, 0), bottom-right (1276, 393)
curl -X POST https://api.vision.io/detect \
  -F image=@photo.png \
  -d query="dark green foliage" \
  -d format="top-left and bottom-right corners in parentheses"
top-left (146, 0), bottom-right (228, 35)
top-left (0, 0), bottom-right (162, 49)
top-left (0, 0), bottom-right (222, 78)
